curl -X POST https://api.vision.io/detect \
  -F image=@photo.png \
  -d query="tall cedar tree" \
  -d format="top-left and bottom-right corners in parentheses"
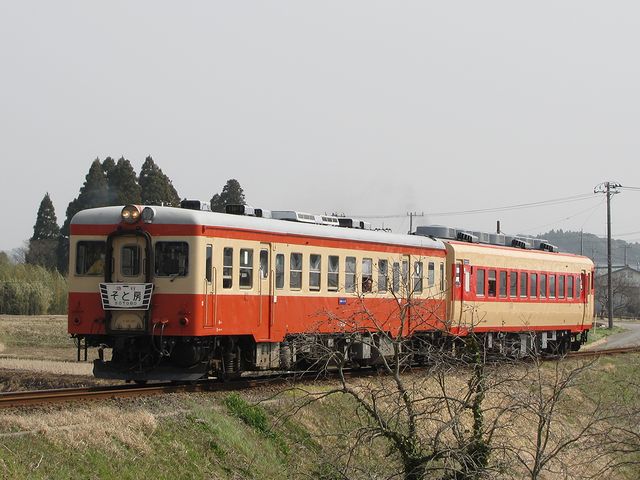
top-left (102, 156), bottom-right (116, 178)
top-left (58, 159), bottom-right (109, 271)
top-left (107, 157), bottom-right (142, 205)
top-left (139, 156), bottom-right (180, 206)
top-left (210, 179), bottom-right (246, 212)
top-left (31, 193), bottom-right (60, 240)
top-left (61, 158), bottom-right (109, 237)
top-left (26, 193), bottom-right (60, 270)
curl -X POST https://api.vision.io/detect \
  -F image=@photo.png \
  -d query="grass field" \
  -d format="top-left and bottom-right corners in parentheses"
top-left (0, 315), bottom-right (75, 360)
top-left (1, 316), bottom-right (639, 479)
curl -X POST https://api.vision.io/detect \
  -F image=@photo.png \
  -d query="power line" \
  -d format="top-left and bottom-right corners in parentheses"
top-left (350, 192), bottom-right (596, 219)
top-left (516, 198), bottom-right (604, 235)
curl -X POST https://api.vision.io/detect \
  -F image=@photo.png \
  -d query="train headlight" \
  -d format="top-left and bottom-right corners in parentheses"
top-left (121, 205), bottom-right (141, 224)
top-left (141, 207), bottom-right (156, 223)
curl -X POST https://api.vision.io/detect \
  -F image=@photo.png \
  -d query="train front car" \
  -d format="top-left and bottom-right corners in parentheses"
top-left (445, 239), bottom-right (595, 355)
top-left (68, 204), bottom-right (449, 382)
top-left (68, 204), bottom-right (213, 381)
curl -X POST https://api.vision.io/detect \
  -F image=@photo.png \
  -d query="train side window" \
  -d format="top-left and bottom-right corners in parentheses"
top-left (520, 272), bottom-right (528, 298)
top-left (155, 241), bottom-right (189, 277)
top-left (205, 244), bottom-right (213, 283)
top-left (558, 275), bottom-right (565, 299)
top-left (310, 254), bottom-right (321, 291)
top-left (239, 249), bottom-right (253, 289)
top-left (290, 253), bottom-right (303, 290)
top-left (540, 274), bottom-right (547, 298)
top-left (393, 262), bottom-right (400, 293)
top-left (402, 261), bottom-right (409, 288)
top-left (378, 259), bottom-right (388, 292)
top-left (223, 248), bottom-right (233, 288)
top-left (362, 258), bottom-right (373, 292)
top-left (577, 275), bottom-right (582, 297)
top-left (121, 245), bottom-right (141, 277)
top-left (328, 255), bottom-right (339, 292)
top-left (260, 250), bottom-right (269, 280)
top-left (530, 273), bottom-right (537, 298)
top-left (487, 270), bottom-right (496, 297)
top-left (440, 262), bottom-right (445, 291)
top-left (549, 274), bottom-right (556, 298)
top-left (476, 269), bottom-right (485, 296)
top-left (427, 262), bottom-right (435, 287)
top-left (499, 271), bottom-right (507, 298)
top-left (567, 276), bottom-right (574, 299)
top-left (413, 261), bottom-right (423, 294)
top-left (509, 271), bottom-right (517, 298)
top-left (345, 256), bottom-right (356, 293)
top-left (275, 254), bottom-right (285, 289)
top-left (76, 241), bottom-right (106, 275)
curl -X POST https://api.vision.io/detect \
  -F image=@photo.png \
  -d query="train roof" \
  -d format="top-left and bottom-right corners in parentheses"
top-left (445, 240), bottom-right (595, 267)
top-left (71, 206), bottom-right (446, 252)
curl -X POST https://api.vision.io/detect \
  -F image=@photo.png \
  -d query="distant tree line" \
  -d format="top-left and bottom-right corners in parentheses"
top-left (3, 155), bottom-right (246, 315)
top-left (537, 229), bottom-right (640, 268)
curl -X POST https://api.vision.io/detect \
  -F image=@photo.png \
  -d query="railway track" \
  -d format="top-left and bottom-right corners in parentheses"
top-left (2, 346), bottom-right (640, 409)
top-left (567, 345), bottom-right (640, 358)
top-left (0, 375), bottom-right (286, 409)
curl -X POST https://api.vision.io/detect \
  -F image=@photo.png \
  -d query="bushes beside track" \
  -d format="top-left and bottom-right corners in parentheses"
top-left (0, 256), bottom-right (67, 315)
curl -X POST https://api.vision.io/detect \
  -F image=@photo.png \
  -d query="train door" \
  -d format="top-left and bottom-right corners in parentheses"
top-left (203, 244), bottom-right (214, 328)
top-left (581, 269), bottom-right (588, 325)
top-left (107, 234), bottom-right (149, 332)
top-left (259, 244), bottom-right (273, 338)
top-left (455, 260), bottom-right (471, 323)
top-left (402, 255), bottom-right (410, 335)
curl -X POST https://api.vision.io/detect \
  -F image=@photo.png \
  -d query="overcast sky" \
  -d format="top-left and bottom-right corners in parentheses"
top-left (1, 1), bottom-right (639, 254)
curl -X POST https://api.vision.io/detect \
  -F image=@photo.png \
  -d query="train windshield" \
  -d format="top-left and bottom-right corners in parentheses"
top-left (155, 241), bottom-right (189, 277)
top-left (76, 241), bottom-right (106, 275)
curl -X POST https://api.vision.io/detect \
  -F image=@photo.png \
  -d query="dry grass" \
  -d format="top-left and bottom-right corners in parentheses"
top-left (0, 358), bottom-right (92, 376)
top-left (0, 406), bottom-right (157, 455)
top-left (0, 314), bottom-right (103, 364)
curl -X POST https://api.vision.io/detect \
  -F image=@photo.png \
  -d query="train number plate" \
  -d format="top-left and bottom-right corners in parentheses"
top-left (99, 283), bottom-right (153, 310)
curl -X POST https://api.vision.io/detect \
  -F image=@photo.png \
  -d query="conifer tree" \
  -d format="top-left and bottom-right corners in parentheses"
top-left (139, 156), bottom-right (180, 206)
top-left (102, 156), bottom-right (116, 178)
top-left (107, 157), bottom-right (142, 205)
top-left (26, 193), bottom-right (60, 270)
top-left (61, 158), bottom-right (108, 233)
top-left (31, 193), bottom-right (60, 240)
top-left (210, 179), bottom-right (246, 212)
top-left (58, 158), bottom-right (109, 272)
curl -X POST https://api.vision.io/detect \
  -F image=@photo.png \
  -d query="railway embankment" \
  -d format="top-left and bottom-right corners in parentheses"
top-left (1, 316), bottom-right (640, 479)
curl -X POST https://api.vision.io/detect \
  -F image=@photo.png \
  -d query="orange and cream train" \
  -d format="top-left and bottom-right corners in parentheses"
top-left (67, 203), bottom-right (595, 381)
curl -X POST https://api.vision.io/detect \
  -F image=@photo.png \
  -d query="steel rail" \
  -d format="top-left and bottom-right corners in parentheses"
top-left (0, 375), bottom-right (286, 409)
top-left (567, 345), bottom-right (640, 358)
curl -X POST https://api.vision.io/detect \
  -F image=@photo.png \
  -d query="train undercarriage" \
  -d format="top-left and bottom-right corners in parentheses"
top-left (75, 328), bottom-right (589, 382)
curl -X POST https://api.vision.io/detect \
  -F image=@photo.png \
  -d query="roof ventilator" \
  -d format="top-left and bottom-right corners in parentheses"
top-left (225, 204), bottom-right (256, 216)
top-left (539, 242), bottom-right (559, 253)
top-left (511, 238), bottom-right (531, 249)
top-left (181, 200), bottom-right (211, 211)
top-left (457, 231), bottom-right (479, 243)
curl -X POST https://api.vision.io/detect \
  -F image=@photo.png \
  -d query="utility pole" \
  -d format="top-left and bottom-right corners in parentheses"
top-left (580, 229), bottom-right (583, 256)
top-left (594, 181), bottom-right (621, 329)
top-left (407, 212), bottom-right (424, 234)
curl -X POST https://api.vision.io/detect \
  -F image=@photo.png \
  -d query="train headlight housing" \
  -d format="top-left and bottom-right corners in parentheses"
top-left (121, 205), bottom-right (141, 224)
top-left (141, 207), bottom-right (156, 223)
